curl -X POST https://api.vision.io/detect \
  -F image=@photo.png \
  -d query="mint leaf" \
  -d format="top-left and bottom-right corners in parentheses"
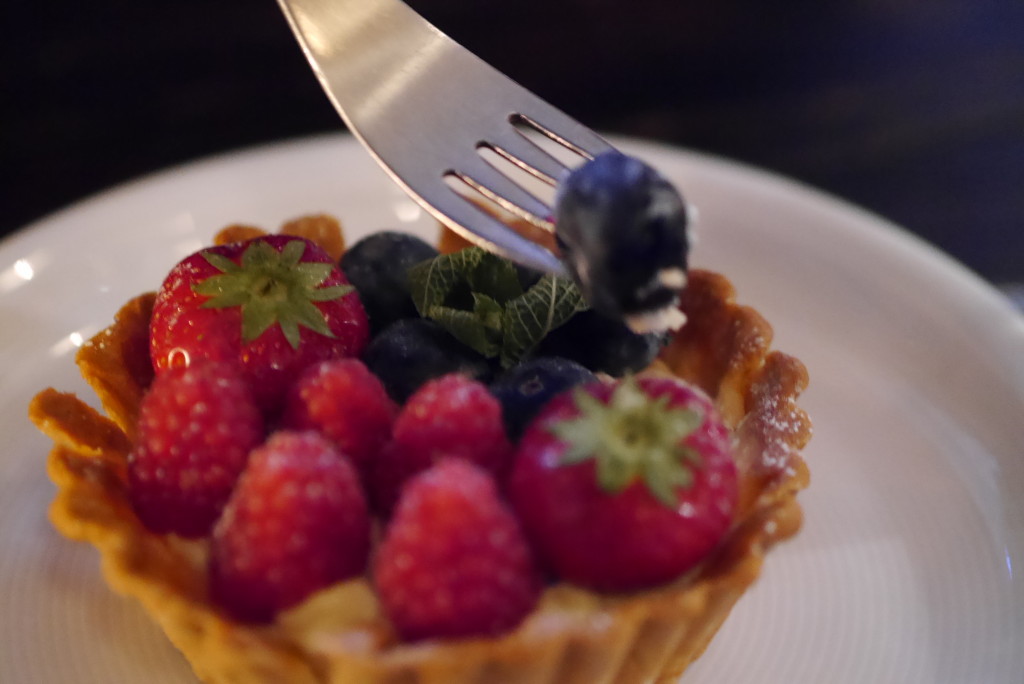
top-left (467, 252), bottom-right (523, 304)
top-left (408, 247), bottom-right (589, 366)
top-left (408, 248), bottom-right (486, 314)
top-left (472, 293), bottom-right (506, 333)
top-left (426, 290), bottom-right (509, 357)
top-left (427, 304), bottom-right (500, 357)
top-left (501, 274), bottom-right (588, 368)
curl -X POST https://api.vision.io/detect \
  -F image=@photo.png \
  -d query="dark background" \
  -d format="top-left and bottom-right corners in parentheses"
top-left (3, 1), bottom-right (1022, 286)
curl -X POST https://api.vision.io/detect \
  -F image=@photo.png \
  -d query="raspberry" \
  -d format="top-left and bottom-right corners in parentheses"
top-left (280, 359), bottom-right (397, 481)
top-left (128, 361), bottom-right (263, 538)
top-left (209, 431), bottom-right (371, 622)
top-left (371, 374), bottom-right (513, 515)
top-left (374, 459), bottom-right (541, 641)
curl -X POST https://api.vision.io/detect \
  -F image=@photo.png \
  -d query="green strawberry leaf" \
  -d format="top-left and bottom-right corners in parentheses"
top-left (201, 251), bottom-right (242, 274)
top-left (193, 239), bottom-right (353, 349)
top-left (548, 377), bottom-right (705, 508)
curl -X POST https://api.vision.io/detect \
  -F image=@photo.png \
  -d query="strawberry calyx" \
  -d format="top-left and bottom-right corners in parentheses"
top-left (549, 376), bottom-right (703, 507)
top-left (193, 239), bottom-right (353, 349)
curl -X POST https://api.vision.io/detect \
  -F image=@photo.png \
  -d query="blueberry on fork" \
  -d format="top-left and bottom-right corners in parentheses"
top-left (554, 151), bottom-right (691, 333)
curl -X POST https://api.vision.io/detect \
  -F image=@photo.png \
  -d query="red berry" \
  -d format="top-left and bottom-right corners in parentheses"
top-left (371, 374), bottom-right (513, 515)
top-left (209, 431), bottom-right (371, 622)
top-left (280, 359), bottom-right (397, 482)
top-left (374, 459), bottom-right (541, 641)
top-left (509, 376), bottom-right (737, 592)
top-left (128, 361), bottom-right (263, 538)
top-left (150, 235), bottom-right (369, 416)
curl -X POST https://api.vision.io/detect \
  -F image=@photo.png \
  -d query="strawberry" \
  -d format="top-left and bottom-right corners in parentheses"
top-left (370, 373), bottom-right (513, 515)
top-left (374, 459), bottom-right (541, 641)
top-left (149, 235), bottom-right (369, 415)
top-left (508, 375), bottom-right (737, 592)
top-left (280, 358), bottom-right (397, 482)
top-left (128, 360), bottom-right (263, 538)
top-left (209, 431), bottom-right (371, 622)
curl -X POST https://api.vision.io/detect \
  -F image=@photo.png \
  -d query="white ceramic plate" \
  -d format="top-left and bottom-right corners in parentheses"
top-left (1, 135), bottom-right (1021, 683)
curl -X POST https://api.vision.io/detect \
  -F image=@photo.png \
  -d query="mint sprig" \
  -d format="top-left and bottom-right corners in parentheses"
top-left (408, 247), bottom-right (588, 367)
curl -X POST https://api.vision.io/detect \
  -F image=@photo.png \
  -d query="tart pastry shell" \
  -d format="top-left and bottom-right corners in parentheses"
top-left (30, 223), bottom-right (811, 684)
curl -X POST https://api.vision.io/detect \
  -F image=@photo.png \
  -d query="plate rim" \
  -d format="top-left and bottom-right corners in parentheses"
top-left (6, 132), bottom-right (1019, 336)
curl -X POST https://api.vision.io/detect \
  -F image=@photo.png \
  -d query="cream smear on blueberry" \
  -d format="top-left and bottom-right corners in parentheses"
top-left (554, 151), bottom-right (692, 335)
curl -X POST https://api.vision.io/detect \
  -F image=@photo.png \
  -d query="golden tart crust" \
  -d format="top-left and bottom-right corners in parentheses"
top-left (29, 219), bottom-right (811, 684)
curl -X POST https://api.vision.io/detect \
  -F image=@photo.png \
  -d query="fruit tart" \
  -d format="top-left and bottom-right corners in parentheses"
top-left (30, 160), bottom-right (811, 683)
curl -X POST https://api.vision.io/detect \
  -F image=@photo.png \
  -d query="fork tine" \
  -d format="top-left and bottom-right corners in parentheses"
top-left (452, 158), bottom-right (554, 228)
top-left (279, 0), bottom-right (615, 275)
top-left (421, 183), bottom-right (566, 275)
top-left (483, 133), bottom-right (568, 186)
top-left (513, 110), bottom-right (614, 161)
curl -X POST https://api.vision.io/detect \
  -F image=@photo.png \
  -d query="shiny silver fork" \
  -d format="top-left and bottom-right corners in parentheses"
top-left (277, 0), bottom-right (615, 275)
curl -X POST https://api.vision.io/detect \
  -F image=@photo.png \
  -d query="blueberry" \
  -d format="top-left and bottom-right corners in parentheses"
top-left (340, 232), bottom-right (438, 334)
top-left (362, 318), bottom-right (493, 403)
top-left (534, 309), bottom-right (666, 377)
top-left (555, 151), bottom-right (689, 322)
top-left (490, 357), bottom-right (597, 441)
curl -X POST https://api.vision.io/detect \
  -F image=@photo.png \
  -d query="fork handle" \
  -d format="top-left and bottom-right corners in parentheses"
top-left (277, 0), bottom-right (447, 133)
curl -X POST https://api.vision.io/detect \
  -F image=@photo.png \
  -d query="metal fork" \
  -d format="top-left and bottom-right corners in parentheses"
top-left (277, 0), bottom-right (615, 275)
